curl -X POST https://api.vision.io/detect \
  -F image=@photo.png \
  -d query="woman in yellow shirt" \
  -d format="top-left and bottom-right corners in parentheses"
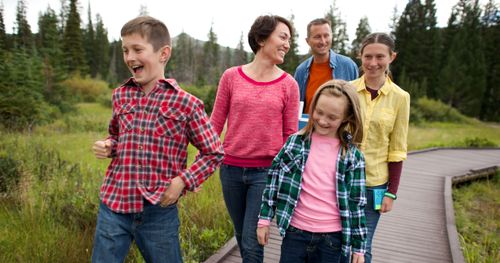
top-left (351, 32), bottom-right (410, 263)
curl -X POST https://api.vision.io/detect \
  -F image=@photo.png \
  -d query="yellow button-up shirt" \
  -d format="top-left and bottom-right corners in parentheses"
top-left (351, 76), bottom-right (410, 187)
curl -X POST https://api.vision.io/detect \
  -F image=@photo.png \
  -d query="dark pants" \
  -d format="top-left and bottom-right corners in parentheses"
top-left (280, 226), bottom-right (342, 263)
top-left (220, 164), bottom-right (268, 263)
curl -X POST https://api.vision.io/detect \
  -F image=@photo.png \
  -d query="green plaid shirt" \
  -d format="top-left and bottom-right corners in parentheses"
top-left (259, 133), bottom-right (367, 255)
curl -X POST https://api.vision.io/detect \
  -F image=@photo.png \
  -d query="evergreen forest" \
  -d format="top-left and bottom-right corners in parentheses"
top-left (0, 0), bottom-right (499, 131)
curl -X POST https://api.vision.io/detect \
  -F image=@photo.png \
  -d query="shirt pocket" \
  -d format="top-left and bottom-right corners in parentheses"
top-left (377, 108), bottom-right (396, 132)
top-left (117, 103), bottom-right (135, 132)
top-left (155, 107), bottom-right (188, 138)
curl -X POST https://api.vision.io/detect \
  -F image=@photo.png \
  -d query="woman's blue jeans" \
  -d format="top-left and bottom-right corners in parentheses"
top-left (91, 200), bottom-right (182, 263)
top-left (220, 164), bottom-right (268, 263)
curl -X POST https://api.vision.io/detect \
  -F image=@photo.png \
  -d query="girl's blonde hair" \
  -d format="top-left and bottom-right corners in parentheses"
top-left (299, 79), bottom-right (363, 148)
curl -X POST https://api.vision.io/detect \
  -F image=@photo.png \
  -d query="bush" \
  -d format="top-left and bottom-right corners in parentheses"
top-left (0, 152), bottom-right (20, 193)
top-left (63, 74), bottom-right (109, 102)
top-left (182, 84), bottom-right (217, 114)
top-left (411, 97), bottom-right (471, 124)
top-left (463, 137), bottom-right (497, 148)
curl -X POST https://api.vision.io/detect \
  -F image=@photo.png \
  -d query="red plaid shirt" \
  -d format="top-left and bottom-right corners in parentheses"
top-left (100, 78), bottom-right (224, 213)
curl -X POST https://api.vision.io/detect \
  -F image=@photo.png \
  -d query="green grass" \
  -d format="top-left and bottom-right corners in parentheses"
top-left (453, 173), bottom-right (499, 263)
top-left (0, 103), bottom-right (230, 263)
top-left (408, 122), bottom-right (500, 150)
top-left (0, 102), bottom-right (499, 262)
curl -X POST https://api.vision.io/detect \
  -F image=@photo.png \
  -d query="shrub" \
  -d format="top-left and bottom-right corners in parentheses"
top-left (0, 152), bottom-right (20, 193)
top-left (182, 84), bottom-right (217, 114)
top-left (463, 137), bottom-right (497, 148)
top-left (412, 97), bottom-right (470, 123)
top-left (63, 74), bottom-right (109, 102)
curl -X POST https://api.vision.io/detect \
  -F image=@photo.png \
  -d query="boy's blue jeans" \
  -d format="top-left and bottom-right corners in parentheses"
top-left (280, 226), bottom-right (342, 263)
top-left (91, 200), bottom-right (182, 263)
top-left (220, 164), bottom-right (268, 263)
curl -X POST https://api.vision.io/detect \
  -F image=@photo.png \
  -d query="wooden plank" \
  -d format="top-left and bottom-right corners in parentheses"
top-left (209, 149), bottom-right (500, 263)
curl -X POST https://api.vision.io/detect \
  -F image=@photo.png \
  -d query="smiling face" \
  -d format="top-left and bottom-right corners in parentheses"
top-left (259, 22), bottom-right (291, 64)
top-left (361, 43), bottom-right (396, 80)
top-left (312, 94), bottom-right (347, 138)
top-left (306, 23), bottom-right (332, 59)
top-left (122, 33), bottom-right (170, 92)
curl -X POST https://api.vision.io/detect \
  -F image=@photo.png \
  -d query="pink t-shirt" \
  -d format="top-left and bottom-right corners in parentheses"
top-left (210, 66), bottom-right (300, 167)
top-left (290, 132), bottom-right (342, 233)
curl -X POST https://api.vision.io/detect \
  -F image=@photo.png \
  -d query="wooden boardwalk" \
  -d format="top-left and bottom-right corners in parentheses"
top-left (204, 148), bottom-right (500, 263)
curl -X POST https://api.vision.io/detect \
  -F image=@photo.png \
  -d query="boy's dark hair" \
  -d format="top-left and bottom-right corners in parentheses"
top-left (306, 18), bottom-right (331, 38)
top-left (248, 15), bottom-right (292, 54)
top-left (121, 16), bottom-right (171, 51)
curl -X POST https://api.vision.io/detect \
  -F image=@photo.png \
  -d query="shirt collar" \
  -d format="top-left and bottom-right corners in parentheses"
top-left (122, 78), bottom-right (180, 91)
top-left (356, 75), bottom-right (393, 95)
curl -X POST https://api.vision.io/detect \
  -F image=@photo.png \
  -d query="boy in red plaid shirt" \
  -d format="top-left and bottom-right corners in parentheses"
top-left (91, 16), bottom-right (223, 263)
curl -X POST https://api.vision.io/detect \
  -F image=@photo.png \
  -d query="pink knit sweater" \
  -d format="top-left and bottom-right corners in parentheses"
top-left (210, 66), bottom-right (300, 167)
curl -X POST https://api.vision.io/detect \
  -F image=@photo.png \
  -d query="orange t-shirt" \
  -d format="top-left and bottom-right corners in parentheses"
top-left (304, 62), bottom-right (333, 113)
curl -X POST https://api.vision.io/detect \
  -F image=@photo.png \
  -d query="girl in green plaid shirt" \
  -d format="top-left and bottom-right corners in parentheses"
top-left (257, 80), bottom-right (367, 263)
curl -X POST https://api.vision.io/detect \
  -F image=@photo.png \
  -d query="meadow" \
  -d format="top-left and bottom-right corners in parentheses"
top-left (0, 102), bottom-right (498, 262)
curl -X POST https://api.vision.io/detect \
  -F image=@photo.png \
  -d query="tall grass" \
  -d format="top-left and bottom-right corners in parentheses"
top-left (1, 102), bottom-right (499, 262)
top-left (453, 172), bottom-right (499, 263)
top-left (0, 103), bottom-right (230, 263)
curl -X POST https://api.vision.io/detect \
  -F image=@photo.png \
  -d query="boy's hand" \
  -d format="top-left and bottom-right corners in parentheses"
top-left (257, 226), bottom-right (270, 246)
top-left (160, 177), bottom-right (185, 207)
top-left (93, 140), bottom-right (112, 159)
top-left (380, 196), bottom-right (394, 213)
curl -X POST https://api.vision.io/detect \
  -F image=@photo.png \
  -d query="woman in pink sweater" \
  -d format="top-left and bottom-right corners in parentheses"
top-left (210, 15), bottom-right (300, 263)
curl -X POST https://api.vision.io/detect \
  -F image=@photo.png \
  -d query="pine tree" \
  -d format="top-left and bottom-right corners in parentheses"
top-left (63, 0), bottom-right (87, 74)
top-left (0, 2), bottom-right (6, 51)
top-left (233, 33), bottom-right (248, 66)
top-left (439, 0), bottom-right (486, 117)
top-left (222, 46), bottom-right (232, 71)
top-left (170, 32), bottom-right (195, 83)
top-left (350, 16), bottom-right (371, 66)
top-left (94, 14), bottom-right (109, 80)
top-left (108, 40), bottom-right (130, 85)
top-left (479, 0), bottom-right (500, 121)
top-left (393, 0), bottom-right (426, 97)
top-left (388, 5), bottom-right (399, 39)
top-left (420, 0), bottom-right (440, 98)
top-left (324, 0), bottom-right (349, 55)
top-left (197, 24), bottom-right (220, 86)
top-left (84, 3), bottom-right (95, 77)
top-left (14, 0), bottom-right (33, 50)
top-left (281, 14), bottom-right (300, 74)
top-left (37, 6), bottom-right (73, 112)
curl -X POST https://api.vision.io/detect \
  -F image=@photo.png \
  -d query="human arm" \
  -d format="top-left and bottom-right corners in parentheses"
top-left (177, 103), bottom-right (224, 192)
top-left (259, 137), bottom-right (293, 223)
top-left (383, 92), bottom-right (410, 212)
top-left (352, 252), bottom-right (365, 263)
top-left (93, 91), bottom-right (119, 159)
top-left (282, 79), bottom-right (300, 143)
top-left (381, 161), bottom-right (403, 213)
top-left (257, 219), bottom-right (271, 246)
top-left (348, 148), bottom-right (368, 254)
top-left (210, 70), bottom-right (231, 136)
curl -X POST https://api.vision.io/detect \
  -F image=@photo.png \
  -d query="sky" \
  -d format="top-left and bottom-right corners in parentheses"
top-left (1, 0), bottom-right (490, 54)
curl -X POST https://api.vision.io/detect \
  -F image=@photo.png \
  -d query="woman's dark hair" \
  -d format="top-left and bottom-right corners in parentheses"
top-left (248, 15), bottom-right (292, 54)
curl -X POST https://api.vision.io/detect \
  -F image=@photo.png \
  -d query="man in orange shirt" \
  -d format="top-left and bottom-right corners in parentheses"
top-left (294, 18), bottom-right (358, 113)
